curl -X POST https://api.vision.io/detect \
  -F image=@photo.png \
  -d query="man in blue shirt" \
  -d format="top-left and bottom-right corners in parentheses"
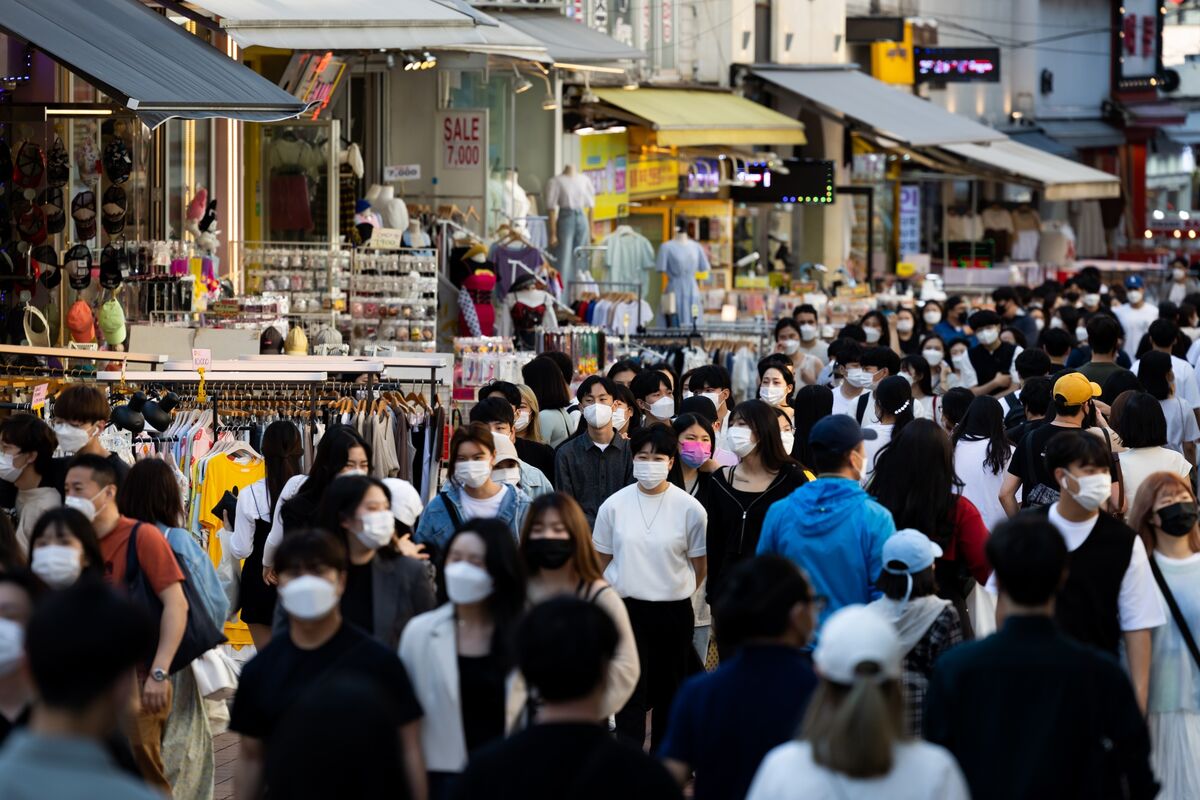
top-left (757, 415), bottom-right (895, 625)
top-left (660, 556), bottom-right (819, 800)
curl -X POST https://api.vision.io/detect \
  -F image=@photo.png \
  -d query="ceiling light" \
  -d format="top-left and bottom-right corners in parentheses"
top-left (512, 65), bottom-right (532, 94)
top-left (421, 51), bottom-right (437, 69)
top-left (623, 72), bottom-right (639, 90)
top-left (542, 97), bottom-right (558, 111)
top-left (1182, 210), bottom-right (1191, 220)
top-left (403, 54), bottom-right (419, 71)
top-left (1144, 229), bottom-right (1154, 239)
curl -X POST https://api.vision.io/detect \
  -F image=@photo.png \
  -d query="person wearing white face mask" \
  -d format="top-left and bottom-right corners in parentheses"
top-left (775, 318), bottom-right (824, 388)
top-left (0, 415), bottom-right (62, 555)
top-left (593, 425), bottom-right (707, 750)
top-left (894, 308), bottom-right (922, 356)
top-left (758, 360), bottom-right (795, 422)
top-left (944, 339), bottom-right (980, 393)
top-left (0, 573), bottom-right (35, 747)
top-left (1166, 256), bottom-right (1200, 305)
top-left (988, 431), bottom-right (1165, 713)
top-left (632, 370), bottom-right (677, 427)
top-left (400, 520), bottom-right (528, 793)
top-left (232, 529), bottom-right (427, 800)
top-left (469, 401), bottom-right (553, 499)
top-left (791, 304), bottom-right (829, 367)
top-left (47, 384), bottom-right (129, 491)
top-left (1114, 275), bottom-right (1159, 363)
top-left (416, 423), bottom-right (531, 558)
top-left (965, 310), bottom-right (1016, 397)
top-left (27, 508), bottom-right (103, 590)
top-left (830, 341), bottom-right (871, 418)
top-left (554, 376), bottom-right (634, 528)
top-left (860, 311), bottom-right (890, 349)
top-left (478, 381), bottom-right (556, 484)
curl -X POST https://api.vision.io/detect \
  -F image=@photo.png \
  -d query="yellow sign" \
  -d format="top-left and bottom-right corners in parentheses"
top-left (896, 261), bottom-right (916, 277)
top-left (628, 153), bottom-right (679, 198)
top-left (871, 22), bottom-right (914, 86)
top-left (579, 132), bottom-right (629, 221)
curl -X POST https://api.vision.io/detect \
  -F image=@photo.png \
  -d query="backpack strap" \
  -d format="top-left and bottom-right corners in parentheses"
top-left (856, 393), bottom-right (870, 424)
top-left (443, 494), bottom-right (463, 530)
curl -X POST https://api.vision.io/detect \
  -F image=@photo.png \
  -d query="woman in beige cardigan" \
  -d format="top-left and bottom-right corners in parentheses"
top-left (520, 492), bottom-right (640, 719)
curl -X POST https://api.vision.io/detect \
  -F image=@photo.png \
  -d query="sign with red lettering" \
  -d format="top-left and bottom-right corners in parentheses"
top-left (441, 111), bottom-right (485, 171)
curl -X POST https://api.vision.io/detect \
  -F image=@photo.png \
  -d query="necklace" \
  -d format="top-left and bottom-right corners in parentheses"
top-left (636, 488), bottom-right (667, 532)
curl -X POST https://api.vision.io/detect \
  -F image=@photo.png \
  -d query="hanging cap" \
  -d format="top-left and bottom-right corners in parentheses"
top-left (65, 244), bottom-right (92, 290)
top-left (71, 190), bottom-right (96, 241)
top-left (813, 605), bottom-right (902, 685)
top-left (13, 142), bottom-right (45, 190)
top-left (98, 298), bottom-right (127, 346)
top-left (22, 305), bottom-right (51, 348)
top-left (381, 478), bottom-right (424, 528)
top-left (99, 244), bottom-right (126, 289)
top-left (464, 243), bottom-right (488, 262)
top-left (101, 185), bottom-right (127, 236)
top-left (259, 326), bottom-right (284, 355)
top-left (66, 299), bottom-right (95, 344)
top-left (881, 529), bottom-right (943, 575)
top-left (46, 136), bottom-right (69, 188)
top-left (284, 325), bottom-right (308, 356)
top-left (14, 200), bottom-right (47, 245)
top-left (37, 186), bottom-right (65, 235)
top-left (102, 138), bottom-right (132, 185)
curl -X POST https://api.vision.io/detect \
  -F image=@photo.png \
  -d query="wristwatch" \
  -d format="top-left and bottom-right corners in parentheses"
top-left (151, 667), bottom-right (168, 683)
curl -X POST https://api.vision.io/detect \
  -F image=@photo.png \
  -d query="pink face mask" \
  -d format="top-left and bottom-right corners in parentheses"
top-left (679, 440), bottom-right (712, 468)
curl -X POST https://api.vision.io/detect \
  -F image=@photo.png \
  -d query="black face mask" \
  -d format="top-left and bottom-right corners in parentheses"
top-left (955, 311), bottom-right (968, 325)
top-left (524, 537), bottom-right (576, 571)
top-left (1156, 502), bottom-right (1199, 537)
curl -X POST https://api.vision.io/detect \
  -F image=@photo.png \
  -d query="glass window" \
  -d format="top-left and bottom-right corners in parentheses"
top-left (165, 119), bottom-right (213, 241)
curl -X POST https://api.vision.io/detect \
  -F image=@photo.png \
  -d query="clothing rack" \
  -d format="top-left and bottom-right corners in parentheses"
top-left (571, 280), bottom-right (644, 340)
top-left (0, 344), bottom-right (168, 368)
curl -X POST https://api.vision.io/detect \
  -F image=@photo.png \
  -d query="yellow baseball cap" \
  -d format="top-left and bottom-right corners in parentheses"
top-left (1053, 372), bottom-right (1101, 405)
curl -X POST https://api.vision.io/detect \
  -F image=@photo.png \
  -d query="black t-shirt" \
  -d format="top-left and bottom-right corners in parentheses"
top-left (968, 342), bottom-right (1017, 389)
top-left (452, 723), bottom-right (683, 800)
top-left (1007, 424), bottom-right (1117, 507)
top-left (230, 623), bottom-right (422, 744)
top-left (514, 437), bottom-right (556, 487)
top-left (459, 652), bottom-right (507, 755)
top-left (341, 560), bottom-right (374, 633)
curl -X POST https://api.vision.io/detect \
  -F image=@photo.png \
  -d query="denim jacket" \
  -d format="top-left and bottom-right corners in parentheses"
top-left (414, 481), bottom-right (530, 553)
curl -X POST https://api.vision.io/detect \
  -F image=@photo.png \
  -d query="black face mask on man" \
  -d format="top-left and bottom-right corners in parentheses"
top-left (1156, 502), bottom-right (1200, 537)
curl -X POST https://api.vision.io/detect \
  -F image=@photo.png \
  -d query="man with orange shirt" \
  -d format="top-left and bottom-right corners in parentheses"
top-left (64, 454), bottom-right (187, 796)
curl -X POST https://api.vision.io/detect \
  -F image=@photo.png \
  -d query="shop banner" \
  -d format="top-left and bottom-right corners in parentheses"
top-left (440, 111), bottom-right (486, 171)
top-left (628, 154), bottom-right (679, 198)
top-left (580, 132), bottom-right (629, 221)
top-left (899, 184), bottom-right (921, 257)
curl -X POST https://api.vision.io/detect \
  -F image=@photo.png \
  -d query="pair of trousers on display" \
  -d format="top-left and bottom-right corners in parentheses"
top-left (554, 208), bottom-right (589, 288)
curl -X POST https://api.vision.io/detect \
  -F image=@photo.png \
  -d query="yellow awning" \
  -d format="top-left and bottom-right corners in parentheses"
top-left (593, 88), bottom-right (806, 147)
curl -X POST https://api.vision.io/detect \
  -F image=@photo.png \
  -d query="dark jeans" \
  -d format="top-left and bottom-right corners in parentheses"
top-left (615, 597), bottom-right (697, 750)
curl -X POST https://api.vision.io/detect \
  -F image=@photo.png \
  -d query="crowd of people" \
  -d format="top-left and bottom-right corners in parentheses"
top-left (0, 264), bottom-right (1196, 798)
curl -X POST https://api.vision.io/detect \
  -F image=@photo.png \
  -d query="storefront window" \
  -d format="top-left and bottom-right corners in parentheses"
top-left (446, 70), bottom-right (512, 174)
top-left (257, 122), bottom-right (337, 244)
top-left (165, 119), bottom-right (213, 241)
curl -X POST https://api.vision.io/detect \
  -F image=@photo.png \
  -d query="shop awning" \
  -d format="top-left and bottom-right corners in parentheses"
top-left (1122, 102), bottom-right (1188, 129)
top-left (591, 88), bottom-right (805, 147)
top-left (753, 66), bottom-right (1004, 147)
top-left (488, 11), bottom-right (645, 65)
top-left (1163, 112), bottom-right (1200, 146)
top-left (0, 0), bottom-right (308, 129)
top-left (1037, 119), bottom-right (1124, 149)
top-left (940, 139), bottom-right (1121, 200)
top-left (1004, 127), bottom-right (1078, 160)
top-left (188, 0), bottom-right (544, 57)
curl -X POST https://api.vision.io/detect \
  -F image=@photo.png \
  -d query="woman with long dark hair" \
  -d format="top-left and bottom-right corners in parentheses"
top-left (792, 385), bottom-right (833, 470)
top-left (860, 310), bottom-right (892, 349)
top-left (521, 356), bottom-right (577, 448)
top-left (951, 396), bottom-right (1013, 532)
top-left (308, 475), bottom-right (436, 648)
top-left (758, 359), bottom-right (796, 421)
top-left (1139, 350), bottom-right (1200, 462)
top-left (670, 412), bottom-right (716, 499)
top-left (894, 307), bottom-right (923, 356)
top-left (901, 354), bottom-right (936, 420)
top-left (862, 375), bottom-right (915, 485)
top-left (263, 425), bottom-right (372, 578)
top-left (520, 492), bottom-right (639, 719)
top-left (399, 518), bottom-right (527, 796)
top-left (707, 400), bottom-right (807, 602)
top-left (868, 420), bottom-right (991, 639)
top-left (229, 420), bottom-right (302, 648)
top-left (27, 507), bottom-right (104, 589)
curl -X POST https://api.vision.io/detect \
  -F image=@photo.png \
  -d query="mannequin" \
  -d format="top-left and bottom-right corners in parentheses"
top-left (657, 218), bottom-right (708, 329)
top-left (545, 164), bottom-right (595, 286)
top-left (402, 219), bottom-right (430, 248)
top-left (366, 184), bottom-right (410, 231)
top-left (500, 273), bottom-right (559, 349)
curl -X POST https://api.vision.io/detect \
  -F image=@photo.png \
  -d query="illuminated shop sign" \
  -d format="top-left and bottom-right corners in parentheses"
top-left (729, 159), bottom-right (835, 205)
top-left (914, 47), bottom-right (1000, 84)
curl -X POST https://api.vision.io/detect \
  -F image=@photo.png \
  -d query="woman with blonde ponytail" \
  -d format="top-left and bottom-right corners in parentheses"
top-left (746, 605), bottom-right (968, 799)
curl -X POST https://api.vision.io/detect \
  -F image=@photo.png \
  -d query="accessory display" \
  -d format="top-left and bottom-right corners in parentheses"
top-left (101, 185), bottom-right (127, 236)
top-left (103, 138), bottom-right (132, 185)
top-left (71, 190), bottom-right (96, 241)
top-left (31, 244), bottom-right (60, 289)
top-left (14, 199), bottom-right (46, 245)
top-left (13, 141), bottom-right (45, 190)
top-left (65, 245), bottom-right (92, 290)
top-left (37, 186), bottom-right (65, 234)
top-left (98, 298), bottom-right (127, 346)
top-left (99, 244), bottom-right (126, 289)
top-left (23, 304), bottom-right (51, 348)
top-left (46, 136), bottom-right (68, 187)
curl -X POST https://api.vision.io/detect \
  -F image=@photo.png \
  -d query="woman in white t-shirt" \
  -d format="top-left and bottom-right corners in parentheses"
top-left (747, 605), bottom-right (969, 800)
top-left (1138, 352), bottom-right (1200, 465)
top-left (900, 353), bottom-right (937, 421)
top-left (862, 376), bottom-right (915, 487)
top-left (592, 424), bottom-right (707, 751)
top-left (951, 395), bottom-right (1014, 532)
top-left (1116, 392), bottom-right (1194, 507)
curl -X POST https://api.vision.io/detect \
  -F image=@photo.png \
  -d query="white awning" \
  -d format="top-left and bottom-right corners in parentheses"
top-left (189, 0), bottom-right (549, 60)
top-left (940, 139), bottom-right (1121, 200)
top-left (754, 66), bottom-right (1005, 147)
top-left (488, 11), bottom-right (645, 63)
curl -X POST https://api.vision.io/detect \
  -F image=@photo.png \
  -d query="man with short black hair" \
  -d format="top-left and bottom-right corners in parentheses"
top-left (631, 370), bottom-right (675, 427)
top-left (478, 381), bottom-right (554, 479)
top-left (790, 304), bottom-right (828, 367)
top-left (686, 365), bottom-right (733, 427)
top-left (1003, 349), bottom-right (1052, 428)
top-left (1114, 274), bottom-right (1158, 363)
top-left (993, 286), bottom-right (1038, 345)
top-left (453, 598), bottom-right (681, 800)
top-left (49, 384), bottom-right (129, 489)
top-left (1077, 315), bottom-right (1130, 388)
top-left (470, 398), bottom-right (554, 493)
top-left (1006, 376), bottom-right (1052, 444)
top-left (661, 556), bottom-right (818, 799)
top-left (850, 346), bottom-right (902, 425)
top-left (0, 414), bottom-right (61, 552)
top-left (0, 582), bottom-right (162, 800)
top-left (1133, 317), bottom-right (1200, 430)
top-left (967, 310), bottom-right (1016, 396)
top-left (554, 376), bottom-right (633, 526)
top-left (233, 529), bottom-right (425, 800)
top-left (757, 415), bottom-right (894, 624)
top-left (1039, 326), bottom-right (1072, 371)
top-left (925, 517), bottom-right (1157, 800)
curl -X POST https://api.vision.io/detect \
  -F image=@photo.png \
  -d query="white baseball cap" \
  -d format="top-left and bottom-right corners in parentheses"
top-left (814, 605), bottom-right (902, 684)
top-left (491, 430), bottom-right (520, 466)
top-left (381, 478), bottom-right (424, 528)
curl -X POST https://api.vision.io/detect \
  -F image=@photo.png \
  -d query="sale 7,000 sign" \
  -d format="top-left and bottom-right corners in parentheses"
top-left (442, 112), bottom-right (484, 170)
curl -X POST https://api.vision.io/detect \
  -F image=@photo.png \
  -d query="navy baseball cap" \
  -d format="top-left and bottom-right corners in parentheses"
top-left (809, 414), bottom-right (876, 452)
top-left (1124, 274), bottom-right (1144, 289)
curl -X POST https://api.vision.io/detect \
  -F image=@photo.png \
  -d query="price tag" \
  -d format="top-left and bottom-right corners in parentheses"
top-left (191, 349), bottom-right (212, 370)
top-left (31, 383), bottom-right (48, 411)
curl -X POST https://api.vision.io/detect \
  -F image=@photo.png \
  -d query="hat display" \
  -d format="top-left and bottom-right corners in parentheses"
top-left (101, 185), bottom-right (127, 236)
top-left (66, 299), bottom-right (95, 344)
top-left (71, 190), bottom-right (96, 241)
top-left (46, 136), bottom-right (69, 188)
top-left (13, 142), bottom-right (45, 190)
top-left (99, 244), bottom-right (126, 289)
top-left (0, 242), bottom-right (26, 276)
top-left (143, 392), bottom-right (180, 431)
top-left (65, 244), bottom-right (92, 290)
top-left (22, 305), bottom-right (51, 348)
top-left (14, 199), bottom-right (46, 245)
top-left (284, 325), bottom-right (308, 356)
top-left (813, 605), bottom-right (902, 685)
top-left (809, 414), bottom-right (877, 452)
top-left (102, 138), bottom-right (132, 185)
top-left (381, 477), bottom-right (424, 528)
top-left (98, 298), bottom-right (127, 346)
top-left (37, 186), bottom-right (65, 235)
top-left (259, 326), bottom-right (284, 355)
top-left (1052, 372), bottom-right (1101, 406)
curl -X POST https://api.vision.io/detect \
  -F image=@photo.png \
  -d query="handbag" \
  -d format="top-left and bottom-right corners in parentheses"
top-left (1147, 550), bottom-right (1200, 672)
top-left (125, 523), bottom-right (227, 674)
top-left (191, 647), bottom-right (239, 701)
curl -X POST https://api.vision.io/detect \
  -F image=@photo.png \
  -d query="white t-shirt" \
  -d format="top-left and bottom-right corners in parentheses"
top-left (831, 384), bottom-right (863, 418)
top-left (799, 339), bottom-right (829, 364)
top-left (1132, 355), bottom-right (1200, 410)
top-left (986, 503), bottom-right (1166, 632)
top-left (746, 741), bottom-right (970, 800)
top-left (861, 422), bottom-right (893, 486)
top-left (459, 483), bottom-right (509, 520)
top-left (1117, 447), bottom-right (1192, 511)
top-left (592, 483), bottom-right (707, 602)
top-left (1158, 397), bottom-right (1200, 455)
top-left (954, 437), bottom-right (1012, 532)
top-left (1114, 302), bottom-right (1159, 362)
